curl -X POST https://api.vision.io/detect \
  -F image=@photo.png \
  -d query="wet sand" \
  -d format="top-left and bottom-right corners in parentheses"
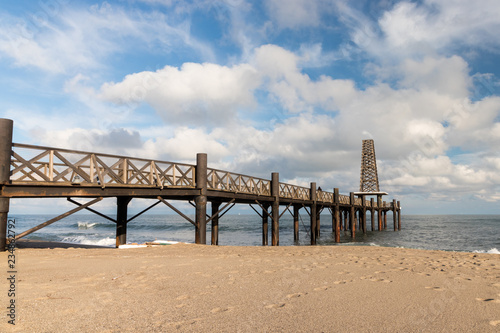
top-left (1, 243), bottom-right (499, 332)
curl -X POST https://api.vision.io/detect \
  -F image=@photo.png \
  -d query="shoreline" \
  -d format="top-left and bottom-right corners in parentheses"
top-left (13, 238), bottom-right (500, 255)
top-left (1, 243), bottom-right (499, 332)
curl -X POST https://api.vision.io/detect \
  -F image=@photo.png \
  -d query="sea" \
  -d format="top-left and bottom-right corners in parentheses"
top-left (9, 214), bottom-right (500, 254)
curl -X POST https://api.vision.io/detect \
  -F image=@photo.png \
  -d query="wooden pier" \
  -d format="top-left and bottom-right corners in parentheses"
top-left (0, 119), bottom-right (401, 250)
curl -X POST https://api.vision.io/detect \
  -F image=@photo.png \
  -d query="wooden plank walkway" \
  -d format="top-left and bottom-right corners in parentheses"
top-left (0, 119), bottom-right (401, 250)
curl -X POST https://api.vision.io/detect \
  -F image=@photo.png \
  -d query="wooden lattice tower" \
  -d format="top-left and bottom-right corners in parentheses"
top-left (359, 139), bottom-right (380, 192)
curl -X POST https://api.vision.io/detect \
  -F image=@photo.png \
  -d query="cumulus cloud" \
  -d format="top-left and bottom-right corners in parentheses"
top-left (94, 41), bottom-right (500, 203)
top-left (99, 62), bottom-right (260, 126)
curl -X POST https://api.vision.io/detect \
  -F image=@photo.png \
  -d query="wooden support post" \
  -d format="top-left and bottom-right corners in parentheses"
top-left (293, 205), bottom-right (299, 243)
top-left (116, 196), bottom-right (131, 248)
top-left (397, 201), bottom-right (401, 230)
top-left (370, 198), bottom-right (375, 231)
top-left (354, 211), bottom-right (358, 230)
top-left (271, 172), bottom-right (279, 246)
top-left (393, 199), bottom-right (397, 231)
top-left (310, 182), bottom-right (317, 245)
top-left (339, 208), bottom-right (343, 231)
top-left (360, 195), bottom-right (367, 234)
top-left (344, 210), bottom-right (349, 232)
top-left (349, 192), bottom-right (355, 239)
top-left (377, 194), bottom-right (382, 231)
top-left (384, 210), bottom-right (387, 230)
top-left (316, 208), bottom-right (321, 239)
top-left (333, 188), bottom-right (340, 243)
top-left (211, 201), bottom-right (220, 245)
top-left (0, 118), bottom-right (12, 251)
top-left (195, 153), bottom-right (208, 244)
top-left (0, 198), bottom-right (9, 251)
top-left (262, 203), bottom-right (269, 246)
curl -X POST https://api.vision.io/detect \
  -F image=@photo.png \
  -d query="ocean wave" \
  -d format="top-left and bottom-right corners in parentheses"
top-left (61, 235), bottom-right (115, 247)
top-left (473, 248), bottom-right (500, 254)
top-left (77, 222), bottom-right (97, 229)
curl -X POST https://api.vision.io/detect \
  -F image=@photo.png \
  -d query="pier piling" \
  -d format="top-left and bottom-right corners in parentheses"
top-left (116, 197), bottom-right (131, 248)
top-left (211, 201), bottom-right (220, 245)
top-left (271, 172), bottom-right (280, 246)
top-left (195, 153), bottom-right (208, 244)
top-left (0, 119), bottom-right (12, 251)
top-left (310, 183), bottom-right (317, 245)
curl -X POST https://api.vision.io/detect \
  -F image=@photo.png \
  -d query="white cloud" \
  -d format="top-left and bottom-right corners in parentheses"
top-left (0, 2), bottom-right (214, 74)
top-left (99, 62), bottom-right (260, 126)
top-left (369, 0), bottom-right (500, 59)
top-left (265, 0), bottom-right (320, 29)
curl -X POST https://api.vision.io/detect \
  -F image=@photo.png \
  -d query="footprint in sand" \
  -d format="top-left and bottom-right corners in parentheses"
top-left (176, 295), bottom-right (191, 301)
top-left (333, 280), bottom-right (347, 285)
top-left (210, 307), bottom-right (233, 313)
top-left (476, 298), bottom-right (500, 303)
top-left (313, 286), bottom-right (329, 291)
top-left (265, 303), bottom-right (286, 309)
top-left (370, 278), bottom-right (392, 283)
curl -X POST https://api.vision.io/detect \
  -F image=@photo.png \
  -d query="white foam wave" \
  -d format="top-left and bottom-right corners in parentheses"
top-left (473, 248), bottom-right (500, 254)
top-left (61, 236), bottom-right (115, 247)
top-left (77, 222), bottom-right (97, 229)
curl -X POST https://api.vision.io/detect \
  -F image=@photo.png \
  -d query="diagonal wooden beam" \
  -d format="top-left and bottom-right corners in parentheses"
top-left (249, 204), bottom-right (263, 218)
top-left (127, 160), bottom-right (150, 184)
top-left (157, 196), bottom-right (195, 226)
top-left (52, 151), bottom-right (92, 182)
top-left (15, 197), bottom-right (103, 240)
top-left (91, 154), bottom-right (105, 188)
top-left (94, 155), bottom-right (123, 185)
top-left (254, 200), bottom-right (276, 224)
top-left (279, 203), bottom-right (293, 219)
top-left (67, 198), bottom-right (116, 223)
top-left (11, 151), bottom-right (50, 181)
top-left (127, 200), bottom-right (162, 223)
top-left (205, 199), bottom-right (236, 224)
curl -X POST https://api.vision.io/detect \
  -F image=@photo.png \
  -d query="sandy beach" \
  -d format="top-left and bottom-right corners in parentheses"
top-left (1, 243), bottom-right (499, 332)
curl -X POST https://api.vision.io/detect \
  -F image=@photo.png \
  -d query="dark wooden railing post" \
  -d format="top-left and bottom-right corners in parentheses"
top-left (0, 119), bottom-right (13, 251)
top-left (383, 208), bottom-right (387, 230)
top-left (293, 205), bottom-right (300, 243)
top-left (393, 199), bottom-right (397, 231)
top-left (377, 194), bottom-right (382, 231)
top-left (349, 192), bottom-right (355, 239)
top-left (195, 153), bottom-right (208, 244)
top-left (262, 203), bottom-right (269, 246)
top-left (370, 198), bottom-right (375, 231)
top-left (333, 188), bottom-right (340, 243)
top-left (116, 196), bottom-right (131, 248)
top-left (397, 201), bottom-right (401, 230)
top-left (316, 205), bottom-right (321, 239)
top-left (360, 195), bottom-right (367, 234)
top-left (271, 172), bottom-right (279, 246)
top-left (310, 182), bottom-right (317, 245)
top-left (211, 201), bottom-right (220, 245)
top-left (344, 210), bottom-right (348, 232)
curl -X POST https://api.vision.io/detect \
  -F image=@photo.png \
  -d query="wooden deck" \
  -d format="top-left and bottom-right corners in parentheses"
top-left (0, 119), bottom-right (401, 250)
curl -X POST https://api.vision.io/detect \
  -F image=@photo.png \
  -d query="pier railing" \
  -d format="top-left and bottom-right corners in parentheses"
top-left (206, 168), bottom-right (270, 195)
top-left (10, 143), bottom-right (195, 188)
top-left (9, 143), bottom-right (390, 207)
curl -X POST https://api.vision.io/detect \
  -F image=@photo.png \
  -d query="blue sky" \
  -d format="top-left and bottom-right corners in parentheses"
top-left (1, 0), bottom-right (500, 215)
